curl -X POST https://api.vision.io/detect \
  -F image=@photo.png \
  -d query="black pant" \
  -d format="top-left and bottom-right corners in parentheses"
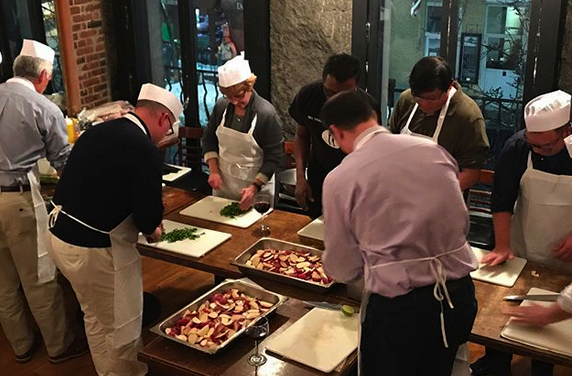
top-left (305, 165), bottom-right (329, 219)
top-left (360, 276), bottom-right (477, 376)
top-left (481, 347), bottom-right (554, 376)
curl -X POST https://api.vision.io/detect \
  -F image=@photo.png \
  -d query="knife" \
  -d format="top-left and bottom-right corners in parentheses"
top-left (503, 294), bottom-right (559, 302)
top-left (303, 301), bottom-right (359, 312)
top-left (162, 164), bottom-right (181, 175)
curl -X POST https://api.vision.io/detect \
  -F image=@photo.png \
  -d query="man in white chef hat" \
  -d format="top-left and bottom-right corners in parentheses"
top-left (47, 83), bottom-right (183, 376)
top-left (0, 40), bottom-right (87, 364)
top-left (472, 90), bottom-right (572, 376)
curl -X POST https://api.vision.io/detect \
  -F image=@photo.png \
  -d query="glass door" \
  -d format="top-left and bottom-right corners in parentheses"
top-left (353, 0), bottom-right (564, 169)
top-left (159, 0), bottom-right (244, 127)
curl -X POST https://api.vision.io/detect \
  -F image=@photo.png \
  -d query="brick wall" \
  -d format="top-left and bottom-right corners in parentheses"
top-left (69, 0), bottom-right (110, 109)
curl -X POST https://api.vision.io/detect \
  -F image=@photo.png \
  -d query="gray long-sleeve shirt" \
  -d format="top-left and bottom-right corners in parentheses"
top-left (322, 127), bottom-right (478, 298)
top-left (0, 78), bottom-right (70, 185)
top-left (202, 90), bottom-right (283, 182)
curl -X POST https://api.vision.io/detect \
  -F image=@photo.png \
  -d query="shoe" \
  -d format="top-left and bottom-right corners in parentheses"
top-left (48, 336), bottom-right (89, 364)
top-left (14, 334), bottom-right (41, 363)
top-left (470, 357), bottom-right (494, 376)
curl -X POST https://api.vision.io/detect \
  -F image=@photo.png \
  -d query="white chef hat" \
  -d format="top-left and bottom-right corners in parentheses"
top-left (0, 51), bottom-right (2, 64)
top-left (138, 83), bottom-right (183, 119)
top-left (217, 51), bottom-right (252, 88)
top-left (19, 39), bottom-right (55, 63)
top-left (524, 90), bottom-right (571, 132)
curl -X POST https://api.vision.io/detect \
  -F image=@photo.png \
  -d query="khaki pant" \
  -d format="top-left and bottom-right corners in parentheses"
top-left (48, 234), bottom-right (148, 376)
top-left (0, 191), bottom-right (72, 356)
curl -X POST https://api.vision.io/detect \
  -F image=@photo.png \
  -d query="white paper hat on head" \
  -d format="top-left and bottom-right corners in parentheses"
top-left (217, 51), bottom-right (252, 88)
top-left (138, 83), bottom-right (183, 119)
top-left (19, 39), bottom-right (55, 63)
top-left (525, 90), bottom-right (571, 132)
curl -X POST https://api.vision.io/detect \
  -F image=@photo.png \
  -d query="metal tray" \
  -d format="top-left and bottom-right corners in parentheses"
top-left (150, 279), bottom-right (288, 354)
top-left (233, 237), bottom-right (335, 293)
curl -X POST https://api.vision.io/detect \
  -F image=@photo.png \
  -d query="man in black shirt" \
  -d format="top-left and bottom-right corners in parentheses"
top-left (289, 53), bottom-right (377, 218)
top-left (48, 83), bottom-right (182, 376)
top-left (472, 90), bottom-right (572, 376)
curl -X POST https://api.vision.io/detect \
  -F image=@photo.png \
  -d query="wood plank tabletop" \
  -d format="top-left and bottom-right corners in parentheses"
top-left (145, 188), bottom-right (572, 372)
top-left (139, 297), bottom-right (357, 376)
top-left (471, 262), bottom-right (572, 367)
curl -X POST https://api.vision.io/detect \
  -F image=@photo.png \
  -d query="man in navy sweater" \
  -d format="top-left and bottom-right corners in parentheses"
top-left (48, 83), bottom-right (182, 376)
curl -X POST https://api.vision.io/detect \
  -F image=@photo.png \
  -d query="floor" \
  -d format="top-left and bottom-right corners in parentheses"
top-left (1, 256), bottom-right (571, 376)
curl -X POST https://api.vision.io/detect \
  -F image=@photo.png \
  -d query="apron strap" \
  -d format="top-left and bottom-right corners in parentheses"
top-left (367, 244), bottom-right (465, 348)
top-left (247, 114), bottom-right (258, 135)
top-left (49, 201), bottom-right (110, 235)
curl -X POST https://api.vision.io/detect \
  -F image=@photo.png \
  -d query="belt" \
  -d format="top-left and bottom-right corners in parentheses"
top-left (0, 185), bottom-right (31, 192)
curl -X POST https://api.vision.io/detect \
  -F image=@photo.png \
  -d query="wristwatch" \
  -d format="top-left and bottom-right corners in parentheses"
top-left (252, 181), bottom-right (263, 192)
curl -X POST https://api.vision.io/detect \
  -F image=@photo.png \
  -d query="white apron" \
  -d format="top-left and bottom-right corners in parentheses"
top-left (47, 113), bottom-right (149, 347)
top-left (354, 126), bottom-right (469, 376)
top-left (28, 164), bottom-right (57, 283)
top-left (401, 86), bottom-right (457, 143)
top-left (48, 207), bottom-right (143, 348)
top-left (511, 153), bottom-right (572, 272)
top-left (213, 107), bottom-right (274, 201)
top-left (2, 164), bottom-right (57, 283)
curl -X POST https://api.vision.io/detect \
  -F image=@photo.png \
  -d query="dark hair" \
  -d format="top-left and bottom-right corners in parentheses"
top-left (322, 53), bottom-right (361, 83)
top-left (409, 56), bottom-right (453, 96)
top-left (321, 90), bottom-right (375, 130)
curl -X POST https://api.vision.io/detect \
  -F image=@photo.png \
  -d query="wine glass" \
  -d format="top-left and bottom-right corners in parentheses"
top-left (253, 192), bottom-right (271, 236)
top-left (245, 316), bottom-right (269, 367)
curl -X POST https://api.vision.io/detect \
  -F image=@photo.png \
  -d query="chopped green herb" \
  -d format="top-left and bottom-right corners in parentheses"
top-left (160, 227), bottom-right (204, 243)
top-left (219, 202), bottom-right (249, 218)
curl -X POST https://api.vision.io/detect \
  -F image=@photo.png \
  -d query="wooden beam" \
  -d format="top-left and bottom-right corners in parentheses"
top-left (54, 0), bottom-right (81, 116)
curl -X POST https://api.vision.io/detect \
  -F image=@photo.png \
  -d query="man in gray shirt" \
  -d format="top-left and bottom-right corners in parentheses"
top-left (321, 90), bottom-right (478, 376)
top-left (0, 39), bottom-right (87, 364)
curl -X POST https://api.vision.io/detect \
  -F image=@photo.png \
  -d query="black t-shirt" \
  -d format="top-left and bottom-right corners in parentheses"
top-left (289, 80), bottom-right (345, 173)
top-left (50, 114), bottom-right (164, 247)
top-left (289, 80), bottom-right (380, 174)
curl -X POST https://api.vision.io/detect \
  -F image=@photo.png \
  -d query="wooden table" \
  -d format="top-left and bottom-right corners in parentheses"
top-left (144, 188), bottom-right (572, 373)
top-left (139, 286), bottom-right (357, 376)
top-left (471, 262), bottom-right (572, 367)
top-left (141, 191), bottom-right (316, 281)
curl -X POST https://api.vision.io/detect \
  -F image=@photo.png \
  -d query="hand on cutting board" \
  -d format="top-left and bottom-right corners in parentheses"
top-left (239, 185), bottom-right (257, 211)
top-left (504, 303), bottom-right (571, 326)
top-left (208, 172), bottom-right (223, 190)
top-left (553, 233), bottom-right (572, 262)
top-left (145, 224), bottom-right (163, 243)
top-left (481, 245), bottom-right (515, 265)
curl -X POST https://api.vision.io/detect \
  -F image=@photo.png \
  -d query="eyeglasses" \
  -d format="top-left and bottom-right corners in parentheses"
top-left (165, 116), bottom-right (180, 136)
top-left (323, 86), bottom-right (358, 99)
top-left (223, 91), bottom-right (247, 102)
top-left (412, 90), bottom-right (446, 102)
top-left (524, 131), bottom-right (564, 151)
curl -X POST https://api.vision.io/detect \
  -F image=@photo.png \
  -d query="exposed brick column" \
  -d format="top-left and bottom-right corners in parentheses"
top-left (69, 0), bottom-right (111, 109)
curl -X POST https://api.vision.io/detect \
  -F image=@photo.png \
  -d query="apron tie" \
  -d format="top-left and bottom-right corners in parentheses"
top-left (429, 257), bottom-right (453, 348)
top-left (49, 201), bottom-right (110, 234)
top-left (367, 245), bottom-right (465, 348)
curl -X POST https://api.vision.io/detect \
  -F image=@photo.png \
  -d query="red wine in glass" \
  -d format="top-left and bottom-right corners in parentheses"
top-left (246, 316), bottom-right (269, 367)
top-left (253, 201), bottom-right (271, 214)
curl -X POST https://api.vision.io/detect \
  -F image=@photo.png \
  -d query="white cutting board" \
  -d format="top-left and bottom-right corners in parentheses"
top-left (179, 196), bottom-right (271, 229)
top-left (265, 307), bottom-right (359, 373)
top-left (162, 164), bottom-right (192, 182)
top-left (137, 219), bottom-right (231, 258)
top-left (502, 287), bottom-right (572, 357)
top-left (470, 246), bottom-right (527, 287)
top-left (297, 216), bottom-right (324, 241)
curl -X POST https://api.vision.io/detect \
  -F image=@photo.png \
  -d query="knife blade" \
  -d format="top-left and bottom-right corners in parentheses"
top-left (303, 301), bottom-right (359, 312)
top-left (503, 294), bottom-right (559, 302)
